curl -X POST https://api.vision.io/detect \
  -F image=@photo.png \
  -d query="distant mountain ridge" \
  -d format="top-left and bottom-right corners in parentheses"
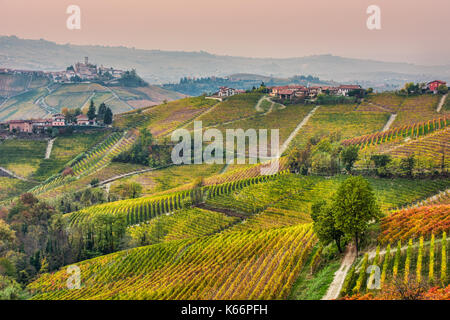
top-left (0, 36), bottom-right (449, 88)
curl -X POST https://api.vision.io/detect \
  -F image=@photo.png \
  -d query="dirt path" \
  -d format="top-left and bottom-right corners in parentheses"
top-left (254, 95), bottom-right (267, 112)
top-left (45, 138), bottom-right (56, 159)
top-left (0, 166), bottom-right (30, 181)
top-left (322, 244), bottom-right (356, 300)
top-left (98, 167), bottom-right (160, 186)
top-left (279, 105), bottom-right (319, 155)
top-left (382, 113), bottom-right (397, 132)
top-left (437, 94), bottom-right (448, 113)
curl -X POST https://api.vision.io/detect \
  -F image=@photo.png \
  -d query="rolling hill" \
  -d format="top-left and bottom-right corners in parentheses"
top-left (0, 73), bottom-right (186, 121)
top-left (1, 36), bottom-right (449, 87)
top-left (0, 90), bottom-right (449, 301)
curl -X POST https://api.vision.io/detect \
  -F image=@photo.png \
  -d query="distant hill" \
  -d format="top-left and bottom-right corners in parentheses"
top-left (1, 36), bottom-right (449, 89)
top-left (162, 74), bottom-right (335, 96)
top-left (0, 72), bottom-right (185, 121)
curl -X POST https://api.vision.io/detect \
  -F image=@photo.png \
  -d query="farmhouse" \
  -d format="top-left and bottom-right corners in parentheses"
top-left (6, 114), bottom-right (67, 133)
top-left (8, 120), bottom-right (34, 133)
top-left (218, 87), bottom-right (237, 97)
top-left (52, 114), bottom-right (66, 127)
top-left (337, 85), bottom-right (362, 96)
top-left (277, 89), bottom-right (296, 100)
top-left (76, 114), bottom-right (90, 125)
top-left (427, 80), bottom-right (447, 93)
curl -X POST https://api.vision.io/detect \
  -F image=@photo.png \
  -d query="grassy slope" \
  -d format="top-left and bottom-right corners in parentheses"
top-left (0, 80), bottom-right (186, 121)
top-left (114, 96), bottom-right (217, 136)
top-left (0, 139), bottom-right (47, 178)
top-left (290, 104), bottom-right (390, 148)
top-left (111, 163), bottom-right (224, 196)
top-left (0, 177), bottom-right (37, 202)
top-left (32, 131), bottom-right (111, 181)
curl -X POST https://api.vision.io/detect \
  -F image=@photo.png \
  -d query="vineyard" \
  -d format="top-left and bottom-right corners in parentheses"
top-left (0, 177), bottom-right (36, 202)
top-left (290, 104), bottom-right (389, 148)
top-left (29, 131), bottom-right (137, 195)
top-left (111, 163), bottom-right (224, 196)
top-left (28, 223), bottom-right (316, 300)
top-left (192, 93), bottom-right (264, 128)
top-left (215, 103), bottom-right (315, 148)
top-left (0, 139), bottom-right (47, 179)
top-left (2, 90), bottom-right (450, 301)
top-left (33, 131), bottom-right (111, 180)
top-left (341, 232), bottom-right (449, 298)
top-left (127, 207), bottom-right (239, 246)
top-left (379, 205), bottom-right (450, 243)
top-left (391, 94), bottom-right (443, 128)
top-left (342, 116), bottom-right (448, 148)
top-left (65, 170), bottom-right (288, 228)
top-left (114, 97), bottom-right (217, 136)
top-left (385, 128), bottom-right (449, 167)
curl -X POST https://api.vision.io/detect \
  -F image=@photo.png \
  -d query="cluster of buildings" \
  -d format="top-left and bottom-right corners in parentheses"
top-left (1, 114), bottom-right (95, 134)
top-left (0, 57), bottom-right (126, 84)
top-left (269, 84), bottom-right (363, 100)
top-left (217, 86), bottom-right (246, 97)
top-left (206, 86), bottom-right (246, 101)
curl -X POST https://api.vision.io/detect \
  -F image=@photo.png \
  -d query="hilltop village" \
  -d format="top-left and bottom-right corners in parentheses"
top-left (0, 57), bottom-right (126, 84)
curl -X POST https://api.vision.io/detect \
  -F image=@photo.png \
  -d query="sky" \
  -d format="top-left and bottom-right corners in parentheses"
top-left (1, 0), bottom-right (449, 65)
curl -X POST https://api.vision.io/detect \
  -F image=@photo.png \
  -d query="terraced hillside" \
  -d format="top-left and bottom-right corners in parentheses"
top-left (114, 96), bottom-right (217, 136)
top-left (0, 80), bottom-right (185, 121)
top-left (190, 92), bottom-right (264, 128)
top-left (29, 223), bottom-right (317, 300)
top-left (30, 131), bottom-right (137, 195)
top-left (341, 232), bottom-right (448, 299)
top-left (290, 104), bottom-right (390, 149)
top-left (3, 91), bottom-right (450, 301)
top-left (379, 205), bottom-right (450, 243)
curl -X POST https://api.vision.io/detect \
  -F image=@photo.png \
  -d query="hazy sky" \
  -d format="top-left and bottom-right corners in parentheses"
top-left (1, 0), bottom-right (449, 65)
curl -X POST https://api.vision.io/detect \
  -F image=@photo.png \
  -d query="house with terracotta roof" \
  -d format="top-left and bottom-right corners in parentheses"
top-left (52, 114), bottom-right (66, 127)
top-left (76, 114), bottom-right (90, 126)
top-left (8, 120), bottom-right (34, 133)
top-left (338, 85), bottom-right (362, 96)
top-left (427, 80), bottom-right (447, 93)
top-left (277, 89), bottom-right (297, 100)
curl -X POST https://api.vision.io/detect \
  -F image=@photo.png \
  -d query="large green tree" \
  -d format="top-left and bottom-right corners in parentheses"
top-left (311, 201), bottom-right (344, 253)
top-left (341, 145), bottom-right (359, 173)
top-left (333, 176), bottom-right (381, 254)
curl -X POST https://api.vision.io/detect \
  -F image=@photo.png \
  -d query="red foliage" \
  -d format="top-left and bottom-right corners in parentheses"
top-left (379, 204), bottom-right (450, 243)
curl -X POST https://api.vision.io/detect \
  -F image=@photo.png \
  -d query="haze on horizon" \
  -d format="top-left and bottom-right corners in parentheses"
top-left (1, 0), bottom-right (449, 66)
